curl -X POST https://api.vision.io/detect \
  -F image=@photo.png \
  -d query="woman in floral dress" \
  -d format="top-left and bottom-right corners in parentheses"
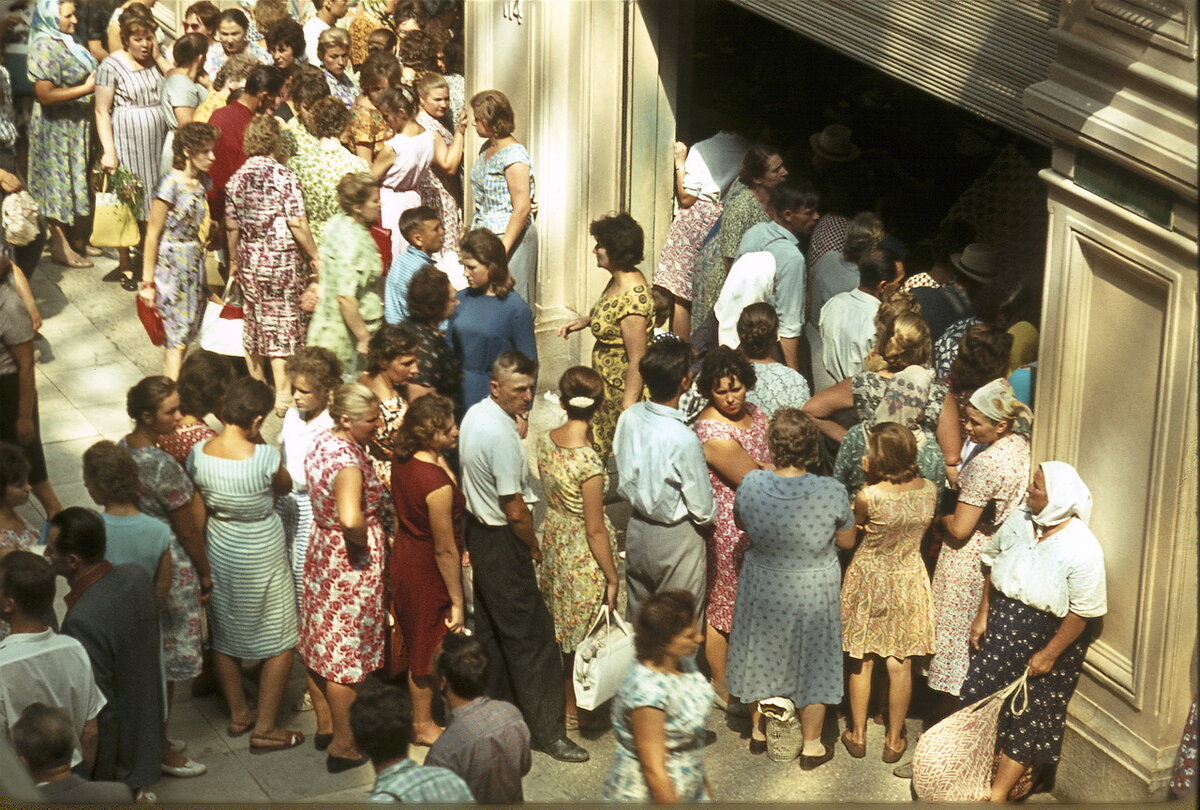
top-left (119, 376), bottom-right (211, 774)
top-left (299, 382), bottom-right (386, 772)
top-left (415, 72), bottom-right (466, 263)
top-left (928, 378), bottom-right (1032, 703)
top-left (290, 97), bottom-right (369, 247)
top-left (556, 214), bottom-right (653, 461)
top-left (138, 122), bottom-right (217, 381)
top-left (356, 324), bottom-right (418, 516)
top-left (692, 347), bottom-right (770, 710)
top-left (0, 443), bottom-right (39, 641)
top-left (536, 366), bottom-right (620, 729)
top-left (307, 173), bottom-right (384, 377)
top-left (96, 12), bottom-right (167, 287)
top-left (348, 52), bottom-right (401, 162)
top-left (226, 114), bottom-right (319, 411)
top-left (28, 0), bottom-right (97, 268)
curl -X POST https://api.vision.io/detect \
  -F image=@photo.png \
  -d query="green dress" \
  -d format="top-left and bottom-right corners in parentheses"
top-left (27, 36), bottom-right (94, 223)
top-left (289, 139), bottom-right (370, 246)
top-left (306, 212), bottom-right (382, 375)
top-left (535, 433), bottom-right (616, 653)
top-left (691, 189), bottom-right (769, 327)
top-left (589, 284), bottom-right (653, 460)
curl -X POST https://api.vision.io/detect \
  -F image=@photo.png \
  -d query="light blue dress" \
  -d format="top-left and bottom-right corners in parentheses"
top-left (188, 442), bottom-right (298, 659)
top-left (447, 289), bottom-right (537, 411)
top-left (602, 660), bottom-right (713, 803)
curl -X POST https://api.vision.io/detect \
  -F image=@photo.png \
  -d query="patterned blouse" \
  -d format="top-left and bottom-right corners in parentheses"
top-left (289, 138), bottom-right (370, 246)
top-left (324, 69), bottom-right (358, 108)
top-left (470, 143), bottom-right (536, 234)
top-left (717, 189), bottom-right (769, 260)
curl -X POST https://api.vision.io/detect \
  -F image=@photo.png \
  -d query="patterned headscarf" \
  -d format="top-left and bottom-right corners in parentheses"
top-left (1031, 461), bottom-right (1093, 527)
top-left (872, 364), bottom-right (934, 448)
top-left (30, 0), bottom-right (98, 71)
top-left (968, 377), bottom-right (1032, 432)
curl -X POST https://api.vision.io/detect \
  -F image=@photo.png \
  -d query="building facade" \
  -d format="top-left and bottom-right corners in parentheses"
top-left (465, 0), bottom-right (1197, 801)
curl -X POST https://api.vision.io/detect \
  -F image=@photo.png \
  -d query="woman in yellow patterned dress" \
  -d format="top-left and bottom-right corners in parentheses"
top-left (536, 366), bottom-right (619, 730)
top-left (557, 213), bottom-right (653, 460)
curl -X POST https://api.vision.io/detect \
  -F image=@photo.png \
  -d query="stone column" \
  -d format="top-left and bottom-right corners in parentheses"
top-left (1023, 0), bottom-right (1197, 800)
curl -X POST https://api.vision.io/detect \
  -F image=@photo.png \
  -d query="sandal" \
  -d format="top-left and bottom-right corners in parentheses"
top-left (120, 273), bottom-right (139, 291)
top-left (841, 730), bottom-right (866, 759)
top-left (250, 729), bottom-right (305, 754)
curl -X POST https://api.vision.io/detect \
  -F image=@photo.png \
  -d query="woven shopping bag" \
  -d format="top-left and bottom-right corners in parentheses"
top-left (912, 669), bottom-right (1030, 802)
top-left (572, 605), bottom-right (635, 711)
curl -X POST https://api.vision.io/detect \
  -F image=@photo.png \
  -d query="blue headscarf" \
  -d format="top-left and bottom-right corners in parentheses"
top-left (30, 0), bottom-right (98, 72)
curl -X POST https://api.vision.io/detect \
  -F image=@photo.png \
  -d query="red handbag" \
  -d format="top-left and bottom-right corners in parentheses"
top-left (219, 277), bottom-right (245, 320)
top-left (135, 294), bottom-right (166, 346)
top-left (370, 223), bottom-right (392, 274)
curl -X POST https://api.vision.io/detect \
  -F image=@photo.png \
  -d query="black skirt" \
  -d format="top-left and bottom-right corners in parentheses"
top-left (959, 590), bottom-right (1092, 766)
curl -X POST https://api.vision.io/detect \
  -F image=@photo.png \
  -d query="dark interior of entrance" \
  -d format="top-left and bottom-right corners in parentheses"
top-left (677, 0), bottom-right (1052, 288)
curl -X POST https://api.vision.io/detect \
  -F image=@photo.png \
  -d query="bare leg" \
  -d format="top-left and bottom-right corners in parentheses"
top-left (799, 702), bottom-right (826, 749)
top-left (47, 220), bottom-right (90, 266)
top-left (162, 680), bottom-right (189, 767)
top-left (307, 671), bottom-right (332, 735)
top-left (269, 357), bottom-right (290, 397)
top-left (884, 656), bottom-right (912, 750)
top-left (562, 652), bottom-right (577, 723)
top-left (252, 650), bottom-right (296, 736)
top-left (409, 672), bottom-right (442, 745)
top-left (672, 300), bottom-right (692, 340)
top-left (308, 669), bottom-right (360, 759)
top-left (163, 347), bottom-right (186, 381)
top-left (117, 247), bottom-right (134, 280)
top-left (846, 655), bottom-right (874, 745)
top-left (246, 353), bottom-right (267, 382)
top-left (705, 623), bottom-right (730, 704)
top-left (213, 652), bottom-right (255, 729)
top-left (750, 704), bottom-right (766, 742)
top-left (29, 480), bottom-right (63, 519)
top-left (990, 751), bottom-right (1027, 803)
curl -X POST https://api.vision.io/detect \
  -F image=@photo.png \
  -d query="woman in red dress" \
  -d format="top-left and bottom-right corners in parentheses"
top-left (390, 392), bottom-right (464, 746)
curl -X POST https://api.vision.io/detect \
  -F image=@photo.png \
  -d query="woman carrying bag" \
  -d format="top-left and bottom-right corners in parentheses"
top-left (961, 461), bottom-right (1106, 801)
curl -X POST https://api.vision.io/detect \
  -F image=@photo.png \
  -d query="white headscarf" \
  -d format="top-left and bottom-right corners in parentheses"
top-left (1032, 461), bottom-right (1093, 527)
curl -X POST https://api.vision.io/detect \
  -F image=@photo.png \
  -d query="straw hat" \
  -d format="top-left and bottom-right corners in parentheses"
top-left (949, 243), bottom-right (1000, 284)
top-left (809, 124), bottom-right (861, 162)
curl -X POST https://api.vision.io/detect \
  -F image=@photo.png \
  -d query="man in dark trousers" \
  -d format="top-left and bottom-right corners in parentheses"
top-left (458, 351), bottom-right (588, 763)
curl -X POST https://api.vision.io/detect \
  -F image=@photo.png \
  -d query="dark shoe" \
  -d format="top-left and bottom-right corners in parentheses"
top-left (840, 730), bottom-right (866, 759)
top-left (101, 266), bottom-right (125, 282)
top-left (800, 743), bottom-right (835, 771)
top-left (749, 738), bottom-right (767, 756)
top-left (535, 737), bottom-right (589, 763)
top-left (893, 761), bottom-right (914, 779)
top-left (700, 729), bottom-right (717, 747)
top-left (326, 752), bottom-right (370, 773)
top-left (314, 733), bottom-right (333, 751)
top-left (882, 734), bottom-right (908, 764)
top-left (120, 273), bottom-right (139, 291)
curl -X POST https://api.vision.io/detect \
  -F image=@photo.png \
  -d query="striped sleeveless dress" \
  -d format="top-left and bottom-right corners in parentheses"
top-left (188, 441), bottom-right (299, 659)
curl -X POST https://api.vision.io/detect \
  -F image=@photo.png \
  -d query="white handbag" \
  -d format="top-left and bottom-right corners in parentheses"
top-left (572, 605), bottom-right (635, 711)
top-left (198, 277), bottom-right (246, 357)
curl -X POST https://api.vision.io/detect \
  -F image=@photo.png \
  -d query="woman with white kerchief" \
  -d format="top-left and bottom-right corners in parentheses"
top-left (960, 461), bottom-right (1107, 802)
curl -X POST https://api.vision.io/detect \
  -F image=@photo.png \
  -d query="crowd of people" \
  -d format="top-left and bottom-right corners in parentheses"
top-left (0, 0), bottom-right (1123, 803)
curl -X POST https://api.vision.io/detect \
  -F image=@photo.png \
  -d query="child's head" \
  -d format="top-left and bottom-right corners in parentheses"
top-left (0, 443), bottom-right (31, 508)
top-left (863, 422), bottom-right (919, 485)
top-left (650, 285), bottom-right (673, 330)
top-left (558, 366), bottom-right (605, 422)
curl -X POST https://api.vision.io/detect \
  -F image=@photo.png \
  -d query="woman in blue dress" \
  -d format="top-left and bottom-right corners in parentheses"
top-left (602, 590), bottom-right (713, 803)
top-left (448, 228), bottom-right (536, 412)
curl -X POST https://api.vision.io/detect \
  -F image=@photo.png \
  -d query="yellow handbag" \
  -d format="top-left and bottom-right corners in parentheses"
top-left (90, 168), bottom-right (141, 248)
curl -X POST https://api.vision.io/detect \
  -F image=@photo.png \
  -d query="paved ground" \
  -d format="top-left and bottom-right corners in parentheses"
top-left (17, 253), bottom-right (1058, 804)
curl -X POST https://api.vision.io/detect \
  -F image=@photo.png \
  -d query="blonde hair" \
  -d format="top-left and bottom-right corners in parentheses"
top-left (880, 312), bottom-right (931, 371)
top-left (329, 382), bottom-right (379, 423)
top-left (241, 113), bottom-right (281, 158)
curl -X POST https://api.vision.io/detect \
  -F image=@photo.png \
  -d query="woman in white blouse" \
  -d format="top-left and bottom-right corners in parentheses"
top-left (961, 461), bottom-right (1107, 802)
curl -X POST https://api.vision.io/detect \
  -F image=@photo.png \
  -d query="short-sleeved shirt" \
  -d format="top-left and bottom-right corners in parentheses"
top-left (102, 513), bottom-right (171, 577)
top-left (820, 289), bottom-right (879, 384)
top-left (0, 280), bottom-right (34, 375)
top-left (981, 508), bottom-right (1107, 618)
top-left (207, 101), bottom-right (254, 195)
top-left (683, 130), bottom-right (751, 202)
top-left (746, 362), bottom-right (812, 419)
top-left (280, 408), bottom-right (334, 491)
top-left (469, 143), bottom-right (535, 234)
top-left (807, 249), bottom-right (859, 332)
top-left (737, 220), bottom-right (806, 338)
top-left (367, 758), bottom-right (474, 803)
top-left (117, 440), bottom-right (194, 521)
top-left (459, 396), bottom-right (535, 527)
top-left (613, 401), bottom-right (715, 526)
top-left (0, 629), bottom-right (106, 768)
top-left (303, 17), bottom-right (332, 64)
top-left (160, 73), bottom-right (205, 131)
top-left (383, 246), bottom-right (433, 324)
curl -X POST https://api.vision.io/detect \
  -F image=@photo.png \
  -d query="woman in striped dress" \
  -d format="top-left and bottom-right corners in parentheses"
top-left (188, 377), bottom-right (304, 754)
top-left (95, 11), bottom-right (167, 287)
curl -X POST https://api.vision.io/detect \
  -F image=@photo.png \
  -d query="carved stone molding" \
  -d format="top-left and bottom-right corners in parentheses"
top-left (1086, 0), bottom-right (1196, 58)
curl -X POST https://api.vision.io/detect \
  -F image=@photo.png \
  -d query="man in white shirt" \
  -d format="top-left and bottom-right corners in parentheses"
top-left (303, 0), bottom-right (348, 64)
top-left (819, 246), bottom-right (904, 385)
top-left (0, 551), bottom-right (104, 775)
top-left (459, 351), bottom-right (588, 764)
top-left (614, 338), bottom-right (716, 620)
